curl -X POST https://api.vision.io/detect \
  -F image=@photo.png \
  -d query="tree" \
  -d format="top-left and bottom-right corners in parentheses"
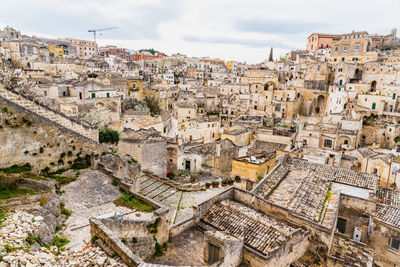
top-left (122, 96), bottom-right (148, 112)
top-left (99, 129), bottom-right (120, 144)
top-left (268, 47), bottom-right (274, 62)
top-left (78, 104), bottom-right (113, 128)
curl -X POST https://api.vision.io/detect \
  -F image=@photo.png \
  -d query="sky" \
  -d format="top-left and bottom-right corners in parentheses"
top-left (0, 0), bottom-right (399, 63)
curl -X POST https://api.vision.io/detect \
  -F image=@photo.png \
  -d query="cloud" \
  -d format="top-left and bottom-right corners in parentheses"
top-left (183, 35), bottom-right (294, 49)
top-left (0, 0), bottom-right (399, 63)
top-left (233, 19), bottom-right (332, 35)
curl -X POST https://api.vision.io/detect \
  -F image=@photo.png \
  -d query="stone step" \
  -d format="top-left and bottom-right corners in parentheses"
top-left (140, 181), bottom-right (163, 195)
top-left (155, 187), bottom-right (177, 202)
top-left (147, 184), bottom-right (171, 199)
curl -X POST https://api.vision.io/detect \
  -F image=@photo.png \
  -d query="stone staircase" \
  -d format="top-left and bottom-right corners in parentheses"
top-left (138, 175), bottom-right (230, 225)
top-left (0, 86), bottom-right (99, 142)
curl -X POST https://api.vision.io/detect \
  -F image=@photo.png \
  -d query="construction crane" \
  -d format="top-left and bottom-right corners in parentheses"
top-left (88, 27), bottom-right (118, 42)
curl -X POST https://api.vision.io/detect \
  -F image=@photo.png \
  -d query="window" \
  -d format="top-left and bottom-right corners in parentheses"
top-left (91, 93), bottom-right (96, 98)
top-left (338, 68), bottom-right (343, 72)
top-left (106, 93), bottom-right (110, 98)
top-left (343, 46), bottom-right (348, 52)
top-left (357, 163), bottom-right (361, 168)
top-left (393, 93), bottom-right (396, 100)
top-left (390, 238), bottom-right (400, 252)
top-left (372, 103), bottom-right (376, 110)
top-left (324, 139), bottom-right (332, 148)
top-left (337, 218), bottom-right (347, 234)
top-left (373, 168), bottom-right (378, 174)
top-left (334, 46), bottom-right (339, 52)
top-left (354, 45), bottom-right (360, 52)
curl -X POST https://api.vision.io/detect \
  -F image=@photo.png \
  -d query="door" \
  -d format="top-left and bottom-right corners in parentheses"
top-left (208, 243), bottom-right (220, 264)
top-left (185, 160), bottom-right (190, 171)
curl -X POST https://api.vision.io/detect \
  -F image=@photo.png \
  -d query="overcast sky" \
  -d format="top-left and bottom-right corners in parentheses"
top-left (1, 0), bottom-right (399, 63)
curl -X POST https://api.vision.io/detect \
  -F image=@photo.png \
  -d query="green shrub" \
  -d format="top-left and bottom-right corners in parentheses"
top-left (52, 236), bottom-right (70, 248)
top-left (71, 156), bottom-right (90, 170)
top-left (111, 180), bottom-right (118, 186)
top-left (39, 197), bottom-right (47, 206)
top-left (132, 237), bottom-right (137, 243)
top-left (24, 150), bottom-right (29, 155)
top-left (90, 235), bottom-right (98, 244)
top-left (0, 206), bottom-right (9, 228)
top-left (99, 129), bottom-right (120, 144)
top-left (60, 202), bottom-right (72, 218)
top-left (0, 184), bottom-right (36, 200)
top-left (60, 152), bottom-right (66, 158)
top-left (39, 147), bottom-right (44, 154)
top-left (2, 107), bottom-right (8, 113)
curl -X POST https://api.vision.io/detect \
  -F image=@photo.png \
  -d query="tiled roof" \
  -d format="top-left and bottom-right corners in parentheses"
top-left (247, 140), bottom-right (286, 154)
top-left (254, 157), bottom-right (377, 227)
top-left (377, 187), bottom-right (400, 207)
top-left (291, 251), bottom-right (321, 267)
top-left (202, 200), bottom-right (301, 256)
top-left (375, 204), bottom-right (400, 228)
top-left (329, 237), bottom-right (375, 267)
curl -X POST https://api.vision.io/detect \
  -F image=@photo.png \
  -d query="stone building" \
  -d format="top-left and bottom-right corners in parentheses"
top-left (118, 128), bottom-right (167, 177)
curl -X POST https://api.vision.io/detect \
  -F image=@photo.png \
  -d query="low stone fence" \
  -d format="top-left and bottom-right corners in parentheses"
top-left (169, 217), bottom-right (196, 239)
top-left (143, 171), bottom-right (206, 191)
top-left (92, 163), bottom-right (171, 266)
top-left (90, 219), bottom-right (143, 267)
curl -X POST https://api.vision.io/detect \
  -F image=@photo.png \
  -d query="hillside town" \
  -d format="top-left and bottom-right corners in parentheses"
top-left (1, 24), bottom-right (400, 267)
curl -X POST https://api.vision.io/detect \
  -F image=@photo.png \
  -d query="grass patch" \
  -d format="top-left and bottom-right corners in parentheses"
top-left (0, 163), bottom-right (32, 174)
top-left (114, 193), bottom-right (154, 212)
top-left (0, 183), bottom-right (36, 200)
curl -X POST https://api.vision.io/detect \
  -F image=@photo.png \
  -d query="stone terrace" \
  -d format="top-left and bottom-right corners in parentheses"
top-left (202, 199), bottom-right (306, 257)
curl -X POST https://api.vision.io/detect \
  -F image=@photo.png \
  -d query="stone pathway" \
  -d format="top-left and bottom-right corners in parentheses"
top-left (61, 170), bottom-right (131, 251)
top-left (138, 175), bottom-right (233, 225)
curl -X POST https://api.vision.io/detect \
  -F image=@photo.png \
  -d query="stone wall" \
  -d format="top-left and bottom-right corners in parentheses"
top-left (0, 86), bottom-right (98, 141)
top-left (89, 188), bottom-right (170, 266)
top-left (89, 219), bottom-right (143, 267)
top-left (203, 230), bottom-right (244, 267)
top-left (0, 98), bottom-right (105, 170)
